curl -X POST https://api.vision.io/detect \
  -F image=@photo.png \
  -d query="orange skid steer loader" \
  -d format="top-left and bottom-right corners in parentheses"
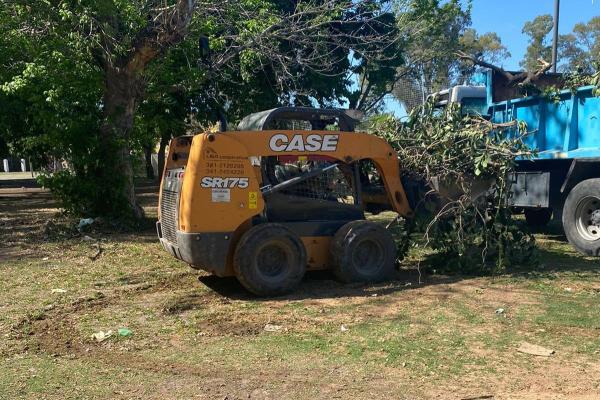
top-left (157, 108), bottom-right (414, 295)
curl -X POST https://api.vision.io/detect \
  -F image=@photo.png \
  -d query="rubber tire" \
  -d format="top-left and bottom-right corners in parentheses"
top-left (562, 178), bottom-right (600, 257)
top-left (331, 220), bottom-right (397, 283)
top-left (524, 208), bottom-right (552, 227)
top-left (233, 223), bottom-right (307, 296)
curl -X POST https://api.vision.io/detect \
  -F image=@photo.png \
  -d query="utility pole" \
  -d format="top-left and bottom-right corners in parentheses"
top-left (551, 0), bottom-right (560, 73)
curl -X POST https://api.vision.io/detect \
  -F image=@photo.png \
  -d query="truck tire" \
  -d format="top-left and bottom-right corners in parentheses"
top-left (234, 223), bottom-right (307, 296)
top-left (562, 178), bottom-right (600, 257)
top-left (331, 220), bottom-right (396, 283)
top-left (525, 208), bottom-right (552, 227)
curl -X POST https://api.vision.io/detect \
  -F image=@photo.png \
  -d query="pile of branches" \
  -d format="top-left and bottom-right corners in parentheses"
top-left (370, 100), bottom-right (538, 274)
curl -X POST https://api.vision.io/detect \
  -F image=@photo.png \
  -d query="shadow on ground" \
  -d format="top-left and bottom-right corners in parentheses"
top-left (197, 267), bottom-right (464, 302)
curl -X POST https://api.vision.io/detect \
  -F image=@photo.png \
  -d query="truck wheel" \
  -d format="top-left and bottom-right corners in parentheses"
top-left (525, 208), bottom-right (552, 227)
top-left (234, 223), bottom-right (307, 296)
top-left (562, 179), bottom-right (600, 257)
top-left (331, 220), bottom-right (396, 283)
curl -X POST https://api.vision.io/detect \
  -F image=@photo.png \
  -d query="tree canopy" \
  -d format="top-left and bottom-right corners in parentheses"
top-left (0, 0), bottom-right (404, 220)
top-left (520, 14), bottom-right (554, 71)
top-left (6, 2), bottom-right (594, 223)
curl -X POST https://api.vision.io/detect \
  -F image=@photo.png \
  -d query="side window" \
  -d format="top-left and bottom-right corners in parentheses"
top-left (265, 117), bottom-right (341, 131)
top-left (460, 97), bottom-right (488, 116)
top-left (266, 158), bottom-right (356, 204)
top-left (267, 119), bottom-right (312, 130)
top-left (359, 159), bottom-right (384, 188)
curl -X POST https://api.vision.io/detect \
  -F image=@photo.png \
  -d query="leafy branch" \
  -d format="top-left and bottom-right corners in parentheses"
top-left (370, 99), bottom-right (538, 273)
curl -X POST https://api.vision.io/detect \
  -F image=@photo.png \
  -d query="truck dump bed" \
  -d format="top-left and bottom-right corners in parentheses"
top-left (486, 71), bottom-right (600, 160)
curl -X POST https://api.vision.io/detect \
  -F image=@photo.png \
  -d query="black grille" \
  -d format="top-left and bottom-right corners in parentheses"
top-left (160, 190), bottom-right (179, 244)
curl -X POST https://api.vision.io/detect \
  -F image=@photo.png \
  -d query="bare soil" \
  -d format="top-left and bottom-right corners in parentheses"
top-left (1, 179), bottom-right (599, 399)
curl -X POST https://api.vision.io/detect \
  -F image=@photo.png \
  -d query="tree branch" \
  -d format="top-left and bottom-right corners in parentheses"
top-left (125, 0), bottom-right (197, 74)
top-left (456, 51), bottom-right (553, 86)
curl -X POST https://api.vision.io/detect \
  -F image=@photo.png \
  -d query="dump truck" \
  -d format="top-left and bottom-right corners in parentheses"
top-left (433, 69), bottom-right (600, 257)
top-left (157, 108), bottom-right (416, 295)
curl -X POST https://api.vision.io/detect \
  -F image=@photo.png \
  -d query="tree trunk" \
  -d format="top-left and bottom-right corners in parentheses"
top-left (99, 66), bottom-right (145, 220)
top-left (144, 145), bottom-right (155, 180)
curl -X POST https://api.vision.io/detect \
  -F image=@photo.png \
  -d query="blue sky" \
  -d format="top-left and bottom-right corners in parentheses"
top-left (470, 0), bottom-right (600, 69)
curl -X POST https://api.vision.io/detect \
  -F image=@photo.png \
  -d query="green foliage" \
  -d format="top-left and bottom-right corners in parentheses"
top-left (397, 0), bottom-right (471, 90)
top-left (392, 1), bottom-right (509, 112)
top-left (562, 61), bottom-right (600, 95)
top-left (521, 14), bottom-right (554, 71)
top-left (424, 208), bottom-right (538, 274)
top-left (2, 1), bottom-right (405, 220)
top-left (559, 17), bottom-right (600, 73)
top-left (459, 29), bottom-right (510, 64)
top-left (369, 101), bottom-right (538, 273)
top-left (36, 135), bottom-right (138, 222)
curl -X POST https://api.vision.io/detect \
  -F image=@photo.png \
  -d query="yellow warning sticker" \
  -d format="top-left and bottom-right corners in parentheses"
top-left (248, 191), bottom-right (258, 209)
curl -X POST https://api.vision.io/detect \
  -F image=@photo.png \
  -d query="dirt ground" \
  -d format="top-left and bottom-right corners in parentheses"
top-left (1, 178), bottom-right (599, 400)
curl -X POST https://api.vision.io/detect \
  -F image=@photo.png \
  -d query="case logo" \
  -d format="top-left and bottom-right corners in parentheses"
top-left (269, 134), bottom-right (339, 152)
top-left (201, 177), bottom-right (249, 188)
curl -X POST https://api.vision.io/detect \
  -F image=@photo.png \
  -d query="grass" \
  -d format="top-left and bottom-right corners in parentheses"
top-left (1, 187), bottom-right (600, 399)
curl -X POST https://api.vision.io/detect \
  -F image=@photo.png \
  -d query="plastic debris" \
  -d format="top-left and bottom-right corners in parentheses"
top-left (517, 342), bottom-right (555, 357)
top-left (564, 287), bottom-right (573, 292)
top-left (77, 218), bottom-right (95, 230)
top-left (51, 288), bottom-right (67, 294)
top-left (92, 330), bottom-right (113, 342)
top-left (340, 324), bottom-right (349, 332)
top-left (118, 328), bottom-right (133, 337)
top-left (42, 257), bottom-right (49, 261)
top-left (495, 308), bottom-right (505, 314)
top-left (264, 324), bottom-right (283, 332)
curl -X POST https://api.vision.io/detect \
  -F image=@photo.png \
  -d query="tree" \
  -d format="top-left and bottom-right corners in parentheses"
top-left (390, 0), bottom-right (470, 111)
top-left (388, 3), bottom-right (509, 112)
top-left (559, 17), bottom-right (600, 73)
top-left (459, 29), bottom-right (510, 66)
top-left (2, 0), bottom-right (400, 220)
top-left (520, 14), bottom-right (554, 71)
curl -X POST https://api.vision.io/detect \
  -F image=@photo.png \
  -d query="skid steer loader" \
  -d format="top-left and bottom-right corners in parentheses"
top-left (157, 107), bottom-right (415, 295)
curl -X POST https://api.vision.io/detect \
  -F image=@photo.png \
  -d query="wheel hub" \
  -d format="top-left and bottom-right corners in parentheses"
top-left (575, 196), bottom-right (600, 241)
top-left (352, 239), bottom-right (385, 274)
top-left (257, 244), bottom-right (288, 278)
top-left (591, 209), bottom-right (600, 227)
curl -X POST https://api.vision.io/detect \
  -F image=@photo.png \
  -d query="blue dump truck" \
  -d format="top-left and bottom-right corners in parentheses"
top-left (435, 70), bottom-right (600, 257)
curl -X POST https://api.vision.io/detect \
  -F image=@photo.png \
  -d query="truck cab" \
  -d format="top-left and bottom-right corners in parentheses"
top-left (430, 85), bottom-right (487, 115)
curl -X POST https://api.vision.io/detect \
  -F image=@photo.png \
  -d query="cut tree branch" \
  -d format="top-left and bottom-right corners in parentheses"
top-left (456, 51), bottom-right (553, 86)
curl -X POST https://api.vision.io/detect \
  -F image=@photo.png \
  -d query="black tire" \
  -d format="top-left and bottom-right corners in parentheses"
top-left (331, 220), bottom-right (397, 283)
top-left (525, 208), bottom-right (552, 227)
top-left (233, 223), bottom-right (307, 296)
top-left (562, 178), bottom-right (600, 257)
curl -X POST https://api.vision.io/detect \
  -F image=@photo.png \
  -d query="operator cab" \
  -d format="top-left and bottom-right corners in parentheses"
top-left (237, 106), bottom-right (363, 132)
top-left (237, 107), bottom-right (392, 223)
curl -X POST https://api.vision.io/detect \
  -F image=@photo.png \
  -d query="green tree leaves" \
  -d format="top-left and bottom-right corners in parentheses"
top-left (368, 100), bottom-right (537, 273)
top-left (521, 14), bottom-right (554, 71)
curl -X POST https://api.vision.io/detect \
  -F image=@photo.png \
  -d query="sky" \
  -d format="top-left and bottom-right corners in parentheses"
top-left (470, 0), bottom-right (600, 70)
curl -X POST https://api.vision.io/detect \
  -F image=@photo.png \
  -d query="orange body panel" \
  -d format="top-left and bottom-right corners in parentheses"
top-left (301, 236), bottom-right (333, 270)
top-left (159, 130), bottom-right (412, 276)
